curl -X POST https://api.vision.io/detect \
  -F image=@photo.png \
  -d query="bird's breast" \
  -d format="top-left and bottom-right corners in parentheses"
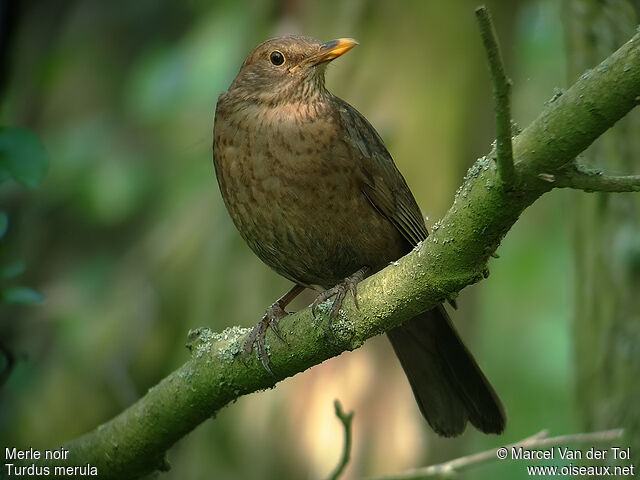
top-left (213, 99), bottom-right (404, 287)
top-left (215, 100), bottom-right (349, 211)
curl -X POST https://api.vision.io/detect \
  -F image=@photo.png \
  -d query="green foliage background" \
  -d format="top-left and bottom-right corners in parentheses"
top-left (0, 0), bottom-right (592, 478)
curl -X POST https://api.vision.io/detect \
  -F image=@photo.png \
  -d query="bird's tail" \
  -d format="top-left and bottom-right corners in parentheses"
top-left (386, 306), bottom-right (505, 437)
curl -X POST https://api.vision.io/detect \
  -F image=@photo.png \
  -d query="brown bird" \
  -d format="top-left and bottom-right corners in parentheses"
top-left (213, 35), bottom-right (505, 437)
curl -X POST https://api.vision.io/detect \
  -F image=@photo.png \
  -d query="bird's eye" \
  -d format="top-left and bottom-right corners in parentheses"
top-left (270, 51), bottom-right (285, 66)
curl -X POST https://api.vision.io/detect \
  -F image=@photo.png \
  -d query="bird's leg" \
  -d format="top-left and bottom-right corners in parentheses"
top-left (312, 266), bottom-right (369, 322)
top-left (243, 283), bottom-right (305, 374)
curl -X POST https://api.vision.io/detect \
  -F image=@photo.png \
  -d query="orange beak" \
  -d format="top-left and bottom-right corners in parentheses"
top-left (311, 38), bottom-right (358, 65)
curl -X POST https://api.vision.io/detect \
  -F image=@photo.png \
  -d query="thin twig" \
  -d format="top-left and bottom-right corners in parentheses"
top-left (475, 6), bottom-right (516, 186)
top-left (538, 165), bottom-right (640, 192)
top-left (326, 400), bottom-right (355, 480)
top-left (365, 428), bottom-right (624, 480)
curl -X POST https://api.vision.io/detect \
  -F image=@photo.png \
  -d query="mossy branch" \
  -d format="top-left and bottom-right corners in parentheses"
top-left (539, 163), bottom-right (640, 192)
top-left (16, 24), bottom-right (640, 480)
top-left (475, 6), bottom-right (516, 186)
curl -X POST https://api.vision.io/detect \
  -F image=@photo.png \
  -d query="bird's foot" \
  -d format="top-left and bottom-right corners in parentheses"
top-left (242, 301), bottom-right (288, 375)
top-left (312, 266), bottom-right (369, 322)
top-left (242, 284), bottom-right (304, 375)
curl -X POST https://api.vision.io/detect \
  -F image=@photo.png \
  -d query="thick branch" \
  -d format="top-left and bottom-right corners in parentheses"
top-left (26, 29), bottom-right (640, 480)
top-left (367, 428), bottom-right (624, 480)
top-left (475, 6), bottom-right (516, 186)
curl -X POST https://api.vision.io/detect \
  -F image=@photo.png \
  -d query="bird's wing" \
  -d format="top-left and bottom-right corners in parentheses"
top-left (335, 97), bottom-right (428, 246)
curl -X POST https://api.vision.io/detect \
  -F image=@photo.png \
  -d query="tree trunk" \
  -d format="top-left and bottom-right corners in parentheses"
top-left (564, 0), bottom-right (640, 471)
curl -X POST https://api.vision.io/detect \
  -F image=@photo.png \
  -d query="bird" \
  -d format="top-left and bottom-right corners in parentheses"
top-left (212, 35), bottom-right (505, 437)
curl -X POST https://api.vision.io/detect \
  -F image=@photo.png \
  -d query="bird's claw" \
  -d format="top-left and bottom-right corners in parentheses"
top-left (312, 267), bottom-right (369, 323)
top-left (242, 301), bottom-right (288, 375)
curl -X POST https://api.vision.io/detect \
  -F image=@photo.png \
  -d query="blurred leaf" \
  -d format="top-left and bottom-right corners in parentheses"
top-left (0, 211), bottom-right (7, 238)
top-left (81, 157), bottom-right (148, 225)
top-left (0, 261), bottom-right (26, 279)
top-left (0, 127), bottom-right (50, 188)
top-left (1, 286), bottom-right (45, 305)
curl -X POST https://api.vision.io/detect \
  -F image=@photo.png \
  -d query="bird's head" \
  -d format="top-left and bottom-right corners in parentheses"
top-left (226, 35), bottom-right (357, 106)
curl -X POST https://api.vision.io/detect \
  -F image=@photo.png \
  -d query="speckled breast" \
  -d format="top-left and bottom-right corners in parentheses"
top-left (213, 98), bottom-right (406, 289)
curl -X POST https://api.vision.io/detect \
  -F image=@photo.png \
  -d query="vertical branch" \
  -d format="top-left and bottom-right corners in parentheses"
top-left (325, 400), bottom-right (354, 480)
top-left (475, 6), bottom-right (516, 186)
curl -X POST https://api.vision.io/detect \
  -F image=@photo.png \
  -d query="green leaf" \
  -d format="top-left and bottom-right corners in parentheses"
top-left (1, 286), bottom-right (44, 305)
top-left (0, 211), bottom-right (7, 239)
top-left (0, 261), bottom-right (26, 279)
top-left (0, 127), bottom-right (50, 188)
